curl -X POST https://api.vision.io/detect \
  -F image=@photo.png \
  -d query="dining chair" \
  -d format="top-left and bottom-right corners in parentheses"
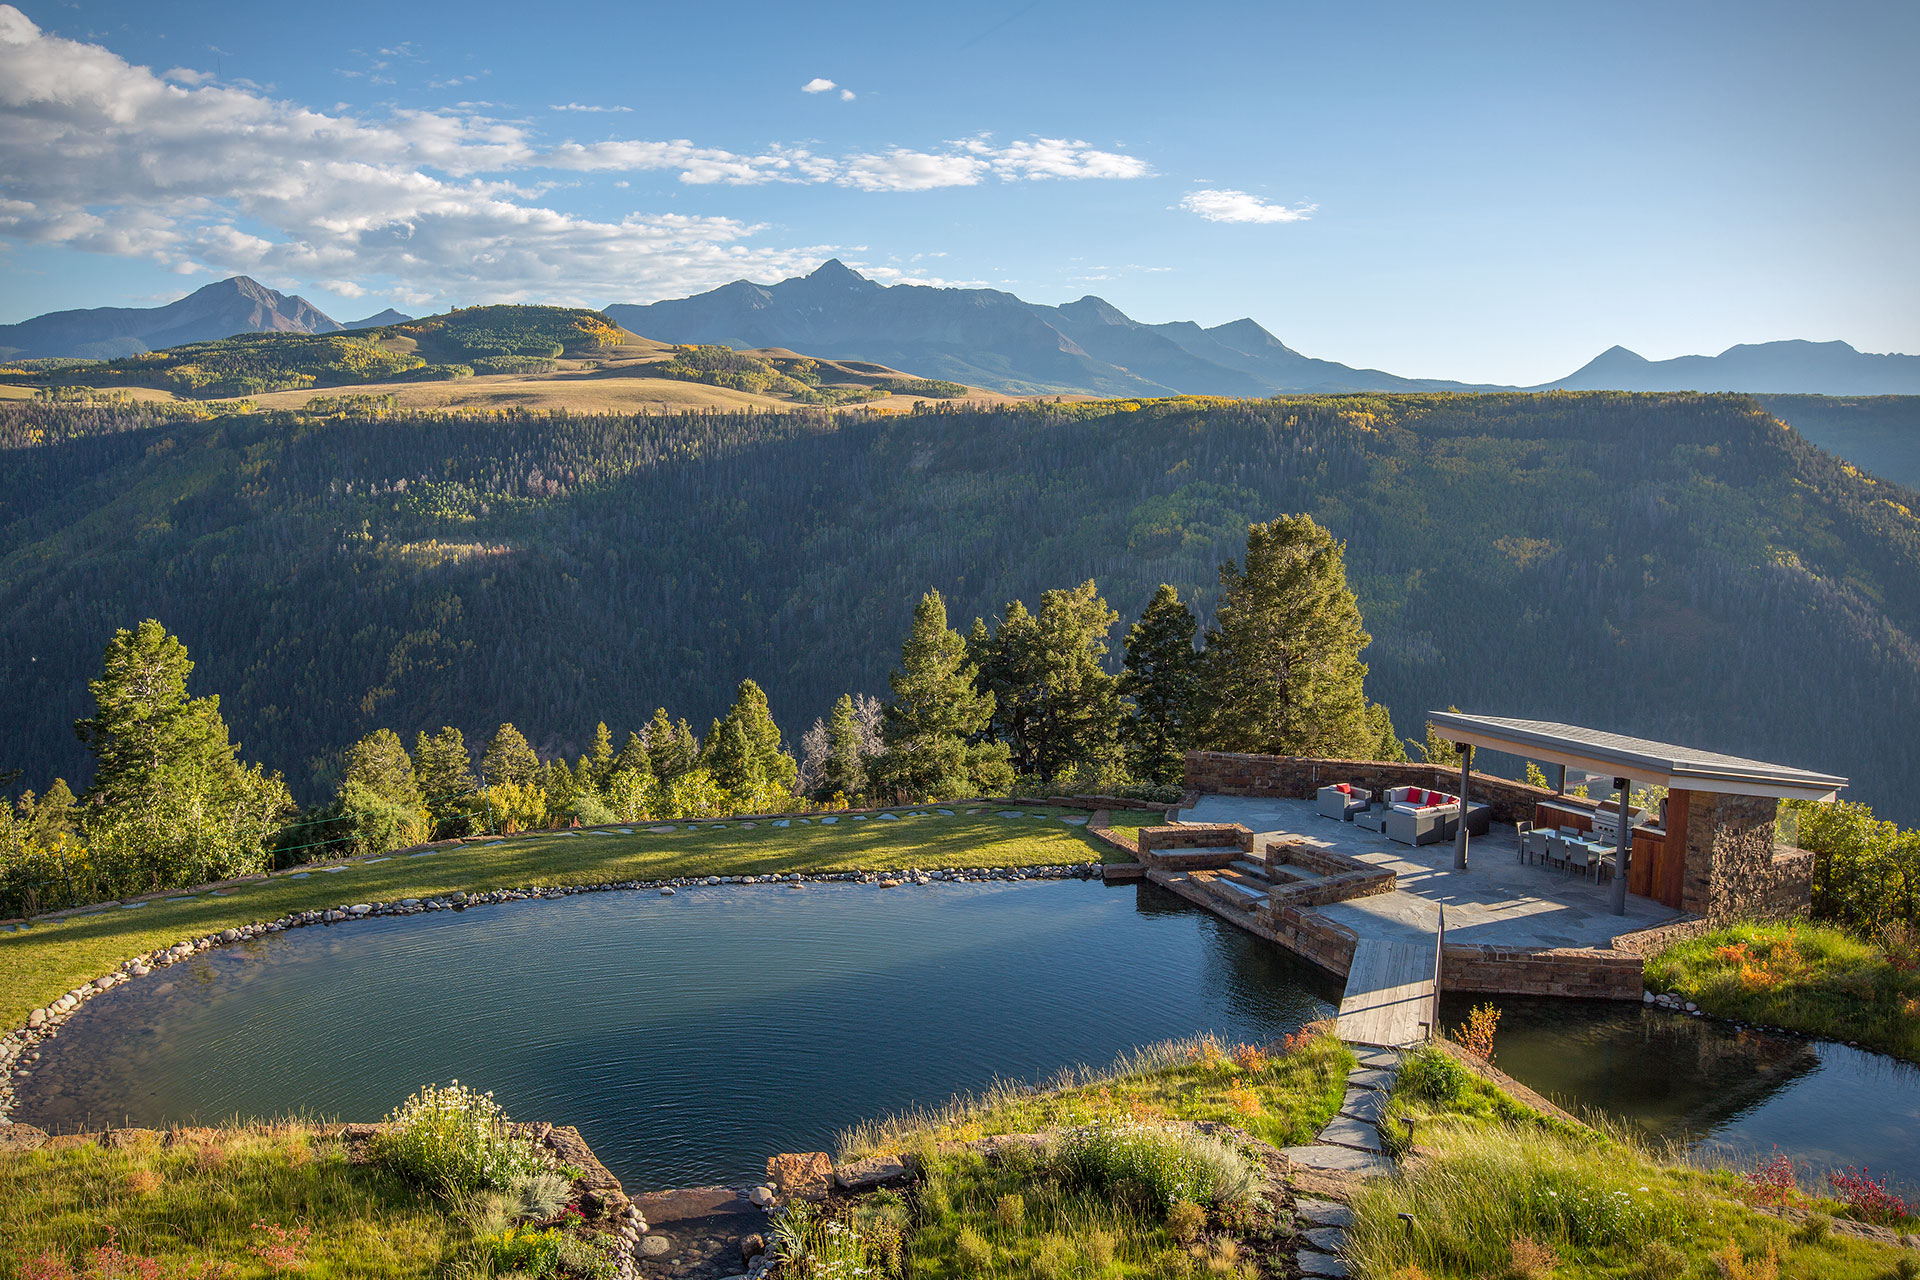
top-left (1568, 845), bottom-right (1591, 879)
top-left (1545, 834), bottom-right (1570, 872)
top-left (1526, 829), bottom-right (1550, 866)
top-left (1514, 820), bottom-right (1534, 863)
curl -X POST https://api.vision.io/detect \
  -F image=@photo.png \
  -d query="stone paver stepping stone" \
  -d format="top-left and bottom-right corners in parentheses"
top-left (1355, 1048), bottom-right (1400, 1068)
top-left (1297, 1249), bottom-right (1351, 1277)
top-left (483, 841), bottom-right (506, 847)
top-left (797, 817), bottom-right (812, 823)
top-left (877, 813), bottom-right (898, 821)
top-left (119, 901), bottom-right (149, 909)
top-left (363, 856), bottom-right (392, 864)
top-left (999, 810), bottom-right (1026, 818)
top-left (617, 828), bottom-right (634, 834)
top-left (1339, 1087), bottom-right (1387, 1124)
top-left (320, 866), bottom-right (348, 873)
top-left (1293, 1198), bottom-right (1353, 1228)
top-left (167, 896), bottom-right (198, 901)
top-left (740, 822), bottom-right (757, 829)
top-left (288, 873), bottom-right (310, 879)
top-left (1304, 1226), bottom-right (1348, 1252)
top-left (1318, 1117), bottom-right (1383, 1152)
top-left (819, 816), bottom-right (838, 824)
top-left (1347, 1067), bottom-right (1397, 1091)
top-left (773, 819), bottom-right (790, 828)
top-left (937, 809), bottom-right (955, 815)
top-left (409, 850), bottom-right (438, 857)
top-left (648, 825), bottom-right (676, 833)
top-left (852, 815), bottom-right (867, 821)
top-left (1280, 1145), bottom-right (1394, 1176)
top-left (1059, 816), bottom-right (1088, 825)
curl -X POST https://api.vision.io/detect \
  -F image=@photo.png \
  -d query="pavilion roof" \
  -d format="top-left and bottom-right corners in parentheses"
top-left (1425, 711), bottom-right (1847, 801)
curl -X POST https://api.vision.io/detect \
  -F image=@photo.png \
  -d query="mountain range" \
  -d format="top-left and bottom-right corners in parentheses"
top-left (603, 260), bottom-right (1497, 397)
top-left (0, 278), bottom-right (409, 362)
top-left (4, 267), bottom-right (1916, 397)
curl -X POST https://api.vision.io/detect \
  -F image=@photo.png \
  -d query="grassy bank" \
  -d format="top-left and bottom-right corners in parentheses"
top-left (0, 1123), bottom-right (460, 1278)
top-left (0, 806), bottom-right (1114, 1031)
top-left (1645, 921), bottom-right (1920, 1064)
top-left (1350, 1044), bottom-right (1920, 1279)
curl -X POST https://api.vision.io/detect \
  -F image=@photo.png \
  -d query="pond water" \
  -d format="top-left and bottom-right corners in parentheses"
top-left (16, 880), bottom-right (1341, 1188)
top-left (19, 880), bottom-right (1920, 1198)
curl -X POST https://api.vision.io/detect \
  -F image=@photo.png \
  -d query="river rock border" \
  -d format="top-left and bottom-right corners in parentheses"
top-left (0, 862), bottom-right (1103, 1126)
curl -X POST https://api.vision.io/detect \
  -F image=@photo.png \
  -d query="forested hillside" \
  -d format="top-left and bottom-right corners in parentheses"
top-left (2, 393), bottom-right (1916, 821)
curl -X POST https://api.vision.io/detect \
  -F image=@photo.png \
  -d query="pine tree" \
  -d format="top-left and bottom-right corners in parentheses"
top-left (71, 619), bottom-right (291, 892)
top-left (876, 590), bottom-right (1005, 800)
top-left (1367, 704), bottom-right (1409, 763)
top-left (585, 722), bottom-right (615, 790)
top-left (642, 708), bottom-right (697, 781)
top-left (481, 723), bottom-right (539, 787)
top-left (705, 679), bottom-right (797, 807)
top-left (971, 582), bottom-right (1122, 783)
top-left (1119, 584), bottom-right (1202, 786)
top-left (824, 693), bottom-right (868, 800)
top-left (413, 726), bottom-right (476, 831)
top-left (340, 728), bottom-right (421, 807)
top-left (1200, 517), bottom-right (1375, 758)
top-left (613, 730), bottom-right (650, 780)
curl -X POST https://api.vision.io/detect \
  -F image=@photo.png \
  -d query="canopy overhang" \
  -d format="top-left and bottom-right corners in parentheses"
top-left (1426, 711), bottom-right (1847, 803)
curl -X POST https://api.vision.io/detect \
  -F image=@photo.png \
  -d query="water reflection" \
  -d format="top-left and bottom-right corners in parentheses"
top-left (1449, 995), bottom-right (1920, 1197)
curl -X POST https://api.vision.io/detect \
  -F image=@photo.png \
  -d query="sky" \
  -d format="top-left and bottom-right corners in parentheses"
top-left (1, 0), bottom-right (1915, 384)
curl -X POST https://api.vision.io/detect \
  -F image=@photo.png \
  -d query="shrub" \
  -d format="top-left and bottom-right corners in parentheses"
top-left (1058, 1121), bottom-right (1259, 1210)
top-left (1167, 1199), bottom-right (1207, 1244)
top-left (1638, 1239), bottom-right (1688, 1280)
top-left (1828, 1167), bottom-right (1911, 1225)
top-left (994, 1192), bottom-right (1025, 1230)
top-left (955, 1226), bottom-right (993, 1271)
top-left (1506, 1233), bottom-right (1557, 1279)
top-left (1455, 1003), bottom-right (1501, 1062)
top-left (376, 1081), bottom-right (552, 1195)
top-left (1399, 1045), bottom-right (1470, 1107)
top-left (1743, 1149), bottom-right (1799, 1207)
top-left (482, 1225), bottom-right (563, 1276)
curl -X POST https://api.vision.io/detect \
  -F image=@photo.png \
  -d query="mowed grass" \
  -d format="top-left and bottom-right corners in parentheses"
top-left (0, 1124), bottom-right (459, 1278)
top-left (1646, 921), bottom-right (1920, 1064)
top-left (0, 807), bottom-right (1106, 1030)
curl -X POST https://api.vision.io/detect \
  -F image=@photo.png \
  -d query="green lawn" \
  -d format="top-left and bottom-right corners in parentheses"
top-left (0, 807), bottom-right (1105, 1031)
top-left (1646, 921), bottom-right (1920, 1064)
top-left (0, 1125), bottom-right (461, 1278)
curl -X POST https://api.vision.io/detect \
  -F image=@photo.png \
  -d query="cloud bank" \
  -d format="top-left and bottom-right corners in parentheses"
top-left (0, 6), bottom-right (1149, 305)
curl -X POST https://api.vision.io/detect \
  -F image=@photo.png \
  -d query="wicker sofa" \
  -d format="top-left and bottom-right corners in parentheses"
top-left (1316, 783), bottom-right (1372, 821)
top-left (1381, 785), bottom-right (1493, 846)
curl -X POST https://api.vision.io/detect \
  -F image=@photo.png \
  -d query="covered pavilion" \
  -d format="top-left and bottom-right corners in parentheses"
top-left (1426, 711), bottom-right (1847, 916)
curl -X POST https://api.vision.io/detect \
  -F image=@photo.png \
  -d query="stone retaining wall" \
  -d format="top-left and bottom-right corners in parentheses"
top-left (1441, 943), bottom-right (1644, 1000)
top-left (1260, 904), bottom-right (1361, 975)
top-left (1135, 824), bottom-right (1251, 871)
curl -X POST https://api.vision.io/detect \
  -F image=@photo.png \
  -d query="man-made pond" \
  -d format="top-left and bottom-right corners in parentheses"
top-left (17, 880), bottom-right (1340, 1187)
top-left (19, 880), bottom-right (1920, 1196)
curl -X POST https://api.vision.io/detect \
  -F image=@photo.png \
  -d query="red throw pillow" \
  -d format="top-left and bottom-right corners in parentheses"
top-left (1408, 789), bottom-right (1427, 806)
top-left (1336, 783), bottom-right (1351, 794)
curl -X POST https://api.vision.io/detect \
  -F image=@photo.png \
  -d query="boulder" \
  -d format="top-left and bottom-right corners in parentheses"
top-left (766, 1150), bottom-right (835, 1203)
top-left (747, 1185), bottom-right (775, 1207)
top-left (834, 1153), bottom-right (910, 1191)
top-left (740, 1233), bottom-right (766, 1264)
top-left (639, 1235), bottom-right (672, 1258)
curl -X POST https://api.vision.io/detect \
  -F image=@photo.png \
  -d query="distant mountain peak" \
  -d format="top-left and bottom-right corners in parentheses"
top-left (1544, 337), bottom-right (1919, 395)
top-left (0, 274), bottom-right (341, 361)
top-left (800, 258), bottom-right (879, 290)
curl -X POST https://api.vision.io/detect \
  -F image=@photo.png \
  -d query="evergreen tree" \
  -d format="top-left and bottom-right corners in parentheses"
top-left (876, 590), bottom-right (1007, 800)
top-left (1200, 517), bottom-right (1375, 758)
top-left (340, 728), bottom-right (421, 807)
top-left (971, 582), bottom-right (1122, 783)
top-left (481, 722), bottom-right (539, 787)
top-left (705, 679), bottom-right (796, 806)
top-left (823, 693), bottom-right (869, 800)
top-left (1367, 704), bottom-right (1410, 763)
top-left (413, 726), bottom-right (476, 834)
top-left (613, 730), bottom-right (650, 780)
top-left (642, 708), bottom-right (698, 781)
top-left (71, 619), bottom-right (290, 892)
top-left (1119, 584), bottom-right (1202, 786)
top-left (1412, 708), bottom-right (1464, 768)
top-left (585, 722), bottom-right (615, 790)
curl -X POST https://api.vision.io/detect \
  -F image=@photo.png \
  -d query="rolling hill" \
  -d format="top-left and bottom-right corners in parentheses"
top-left (1, 392), bottom-right (1914, 826)
top-left (0, 277), bottom-right (343, 361)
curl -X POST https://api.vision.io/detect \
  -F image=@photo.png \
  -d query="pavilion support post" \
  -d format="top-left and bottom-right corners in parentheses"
top-left (1553, 763), bottom-right (1567, 794)
top-left (1609, 776), bottom-right (1632, 915)
top-left (1454, 744), bottom-right (1473, 869)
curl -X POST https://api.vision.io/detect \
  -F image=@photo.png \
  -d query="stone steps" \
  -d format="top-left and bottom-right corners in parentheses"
top-left (1190, 871), bottom-right (1266, 911)
top-left (1228, 859), bottom-right (1274, 882)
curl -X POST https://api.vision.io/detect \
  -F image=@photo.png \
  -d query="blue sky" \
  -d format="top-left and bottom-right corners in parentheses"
top-left (1, 0), bottom-right (1914, 383)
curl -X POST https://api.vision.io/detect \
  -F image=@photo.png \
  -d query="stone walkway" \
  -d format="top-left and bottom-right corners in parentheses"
top-left (1278, 1044), bottom-right (1402, 1277)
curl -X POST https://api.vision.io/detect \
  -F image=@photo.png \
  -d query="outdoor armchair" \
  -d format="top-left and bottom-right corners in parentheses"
top-left (1317, 783), bottom-right (1372, 821)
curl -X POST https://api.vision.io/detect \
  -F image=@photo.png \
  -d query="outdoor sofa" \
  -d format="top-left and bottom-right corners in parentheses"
top-left (1316, 783), bottom-right (1371, 821)
top-left (1380, 785), bottom-right (1493, 846)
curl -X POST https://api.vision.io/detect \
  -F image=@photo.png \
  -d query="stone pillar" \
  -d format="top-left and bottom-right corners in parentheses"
top-left (1683, 792), bottom-right (1791, 922)
top-left (1608, 776), bottom-right (1632, 915)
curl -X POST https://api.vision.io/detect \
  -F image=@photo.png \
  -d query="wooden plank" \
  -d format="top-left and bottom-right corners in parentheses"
top-left (1335, 939), bottom-right (1436, 1047)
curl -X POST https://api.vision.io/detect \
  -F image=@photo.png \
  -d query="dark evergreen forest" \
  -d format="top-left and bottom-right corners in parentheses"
top-left (2, 392), bottom-right (1915, 822)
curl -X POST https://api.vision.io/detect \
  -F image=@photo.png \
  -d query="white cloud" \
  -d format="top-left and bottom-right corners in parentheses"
top-left (552, 101), bottom-right (632, 113)
top-left (1178, 188), bottom-right (1315, 224)
top-left (839, 88), bottom-right (855, 101)
top-left (0, 7), bottom-right (1153, 303)
top-left (163, 66), bottom-right (214, 86)
top-left (801, 77), bottom-right (837, 94)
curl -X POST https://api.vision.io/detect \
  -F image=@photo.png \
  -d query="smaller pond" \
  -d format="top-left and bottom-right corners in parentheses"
top-left (1447, 994), bottom-right (1920, 1199)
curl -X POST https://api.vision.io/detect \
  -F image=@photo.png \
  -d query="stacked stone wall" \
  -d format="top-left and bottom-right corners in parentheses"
top-left (1685, 792), bottom-right (1812, 923)
top-left (1440, 945), bottom-right (1643, 1000)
